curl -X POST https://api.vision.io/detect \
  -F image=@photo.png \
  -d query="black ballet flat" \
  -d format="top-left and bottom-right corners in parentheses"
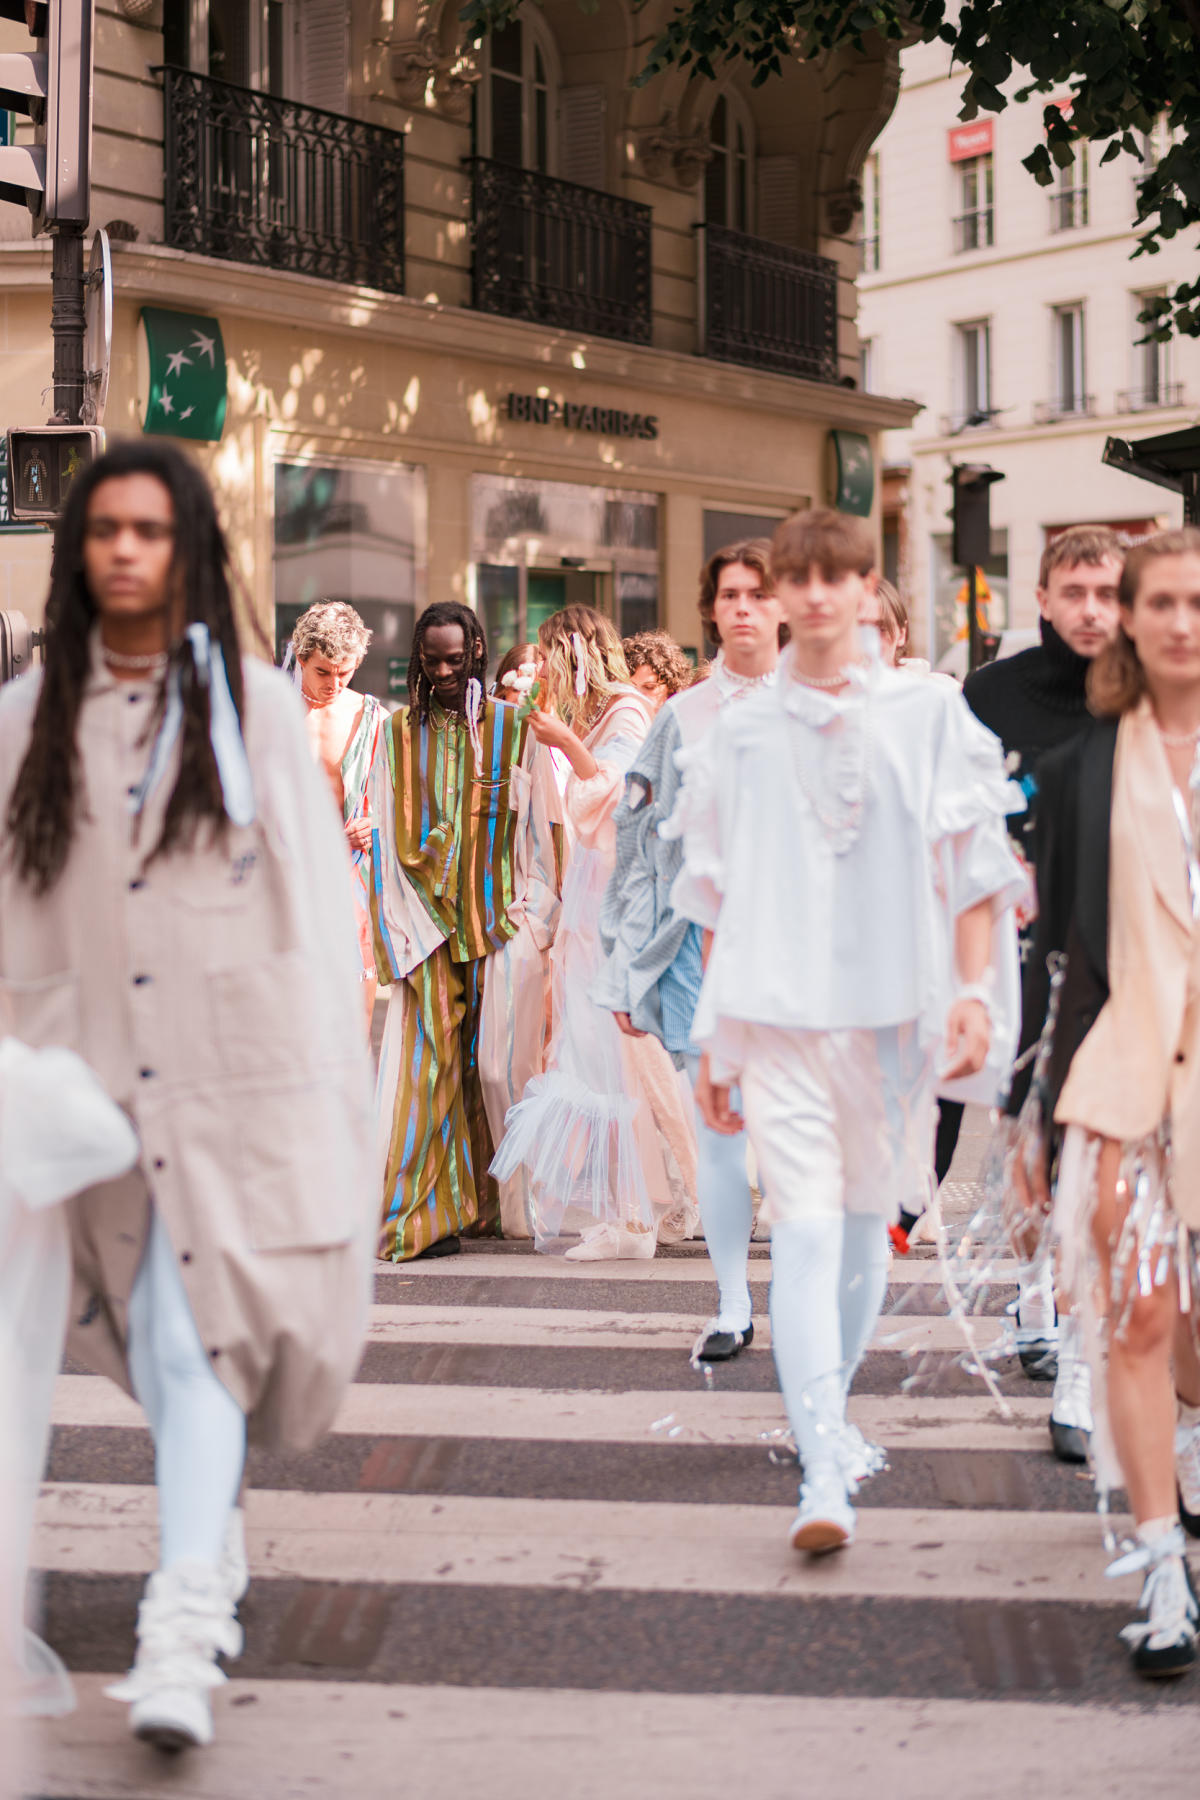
top-left (411, 1234), bottom-right (462, 1260)
top-left (694, 1321), bottom-right (754, 1363)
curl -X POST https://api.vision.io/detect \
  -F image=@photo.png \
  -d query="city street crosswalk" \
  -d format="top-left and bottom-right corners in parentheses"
top-left (22, 1148), bottom-right (1200, 1799)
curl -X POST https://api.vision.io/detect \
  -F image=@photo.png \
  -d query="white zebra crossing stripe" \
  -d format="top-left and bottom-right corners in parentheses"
top-left (48, 1374), bottom-right (1053, 1450)
top-left (383, 1252), bottom-right (1015, 1286)
top-left (33, 1485), bottom-right (1127, 1604)
top-left (27, 1679), bottom-right (1200, 1800)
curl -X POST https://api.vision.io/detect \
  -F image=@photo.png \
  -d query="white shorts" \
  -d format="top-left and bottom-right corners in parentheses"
top-left (738, 1023), bottom-right (936, 1226)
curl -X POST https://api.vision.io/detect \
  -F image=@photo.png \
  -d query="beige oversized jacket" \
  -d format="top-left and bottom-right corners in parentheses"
top-left (1057, 701), bottom-right (1200, 1225)
top-left (0, 642), bottom-right (377, 1448)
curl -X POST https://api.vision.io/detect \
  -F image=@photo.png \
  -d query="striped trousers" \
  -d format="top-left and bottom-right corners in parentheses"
top-left (377, 945), bottom-right (499, 1261)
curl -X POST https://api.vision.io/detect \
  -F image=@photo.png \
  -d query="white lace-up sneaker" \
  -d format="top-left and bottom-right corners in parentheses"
top-left (1109, 1527), bottom-right (1198, 1679)
top-left (788, 1468), bottom-right (856, 1555)
top-left (1176, 1408), bottom-right (1200, 1537)
top-left (657, 1202), bottom-right (700, 1245)
top-left (564, 1222), bottom-right (656, 1262)
top-left (106, 1560), bottom-right (243, 1752)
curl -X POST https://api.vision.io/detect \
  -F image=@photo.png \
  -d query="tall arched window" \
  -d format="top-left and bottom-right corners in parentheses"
top-left (705, 92), bottom-right (752, 231)
top-left (479, 13), bottom-right (558, 174)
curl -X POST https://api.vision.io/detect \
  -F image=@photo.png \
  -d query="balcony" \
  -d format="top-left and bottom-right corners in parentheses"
top-left (701, 224), bottom-right (839, 384)
top-left (1116, 382), bottom-right (1184, 413)
top-left (952, 209), bottom-right (994, 253)
top-left (1050, 188), bottom-right (1089, 232)
top-left (160, 67), bottom-right (405, 293)
top-left (1034, 395), bottom-right (1096, 424)
top-left (467, 158), bottom-right (651, 345)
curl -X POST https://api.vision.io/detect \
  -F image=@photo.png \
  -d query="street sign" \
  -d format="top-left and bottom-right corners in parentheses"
top-left (84, 225), bottom-right (112, 424)
top-left (387, 656), bottom-right (409, 697)
top-left (139, 306), bottom-right (227, 442)
top-left (6, 424), bottom-right (103, 520)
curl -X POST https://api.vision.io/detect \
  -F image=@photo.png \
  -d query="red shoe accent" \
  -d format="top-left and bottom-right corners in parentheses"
top-left (888, 1223), bottom-right (911, 1256)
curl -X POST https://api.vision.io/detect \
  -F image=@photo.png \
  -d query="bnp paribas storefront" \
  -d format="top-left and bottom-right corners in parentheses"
top-left (1, 258), bottom-right (912, 697)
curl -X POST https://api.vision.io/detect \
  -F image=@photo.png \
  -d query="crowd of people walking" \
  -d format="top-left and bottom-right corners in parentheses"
top-left (3, 441), bottom-right (1200, 1758)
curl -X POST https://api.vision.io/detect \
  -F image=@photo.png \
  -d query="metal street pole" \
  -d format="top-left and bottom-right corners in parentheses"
top-left (966, 563), bottom-right (980, 675)
top-left (51, 221), bottom-right (86, 424)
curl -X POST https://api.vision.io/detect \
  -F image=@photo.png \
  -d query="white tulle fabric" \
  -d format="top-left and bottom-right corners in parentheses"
top-left (0, 1039), bottom-right (140, 1720)
top-left (492, 693), bottom-right (696, 1250)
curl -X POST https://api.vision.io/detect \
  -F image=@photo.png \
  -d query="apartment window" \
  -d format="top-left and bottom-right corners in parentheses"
top-left (859, 154), bottom-right (880, 271)
top-left (1050, 148), bottom-right (1089, 231)
top-left (1042, 303), bottom-right (1090, 419)
top-left (1120, 291), bottom-right (1179, 411)
top-left (705, 92), bottom-right (752, 232)
top-left (954, 320), bottom-right (992, 429)
top-left (479, 13), bottom-right (556, 173)
top-left (953, 155), bottom-right (993, 252)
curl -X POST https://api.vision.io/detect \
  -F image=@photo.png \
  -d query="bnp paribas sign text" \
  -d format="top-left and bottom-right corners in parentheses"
top-left (506, 392), bottom-right (659, 440)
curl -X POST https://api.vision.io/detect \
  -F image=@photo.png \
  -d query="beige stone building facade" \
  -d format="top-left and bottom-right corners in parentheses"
top-left (858, 40), bottom-right (1200, 668)
top-left (1, 1), bottom-right (915, 690)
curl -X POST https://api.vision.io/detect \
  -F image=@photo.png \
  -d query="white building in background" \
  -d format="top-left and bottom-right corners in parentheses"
top-left (858, 39), bottom-right (1199, 665)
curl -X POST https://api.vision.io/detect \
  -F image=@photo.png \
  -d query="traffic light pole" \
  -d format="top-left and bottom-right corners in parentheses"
top-left (51, 221), bottom-right (86, 425)
top-left (966, 563), bottom-right (980, 675)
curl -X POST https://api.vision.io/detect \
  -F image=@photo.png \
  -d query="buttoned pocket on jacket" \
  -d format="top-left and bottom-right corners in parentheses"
top-left (0, 971), bottom-right (81, 1051)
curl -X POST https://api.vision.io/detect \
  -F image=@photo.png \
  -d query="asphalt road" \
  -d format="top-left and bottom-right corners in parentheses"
top-left (21, 1106), bottom-right (1200, 1799)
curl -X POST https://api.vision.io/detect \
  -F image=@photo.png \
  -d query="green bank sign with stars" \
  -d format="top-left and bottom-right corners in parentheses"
top-left (140, 307), bottom-right (227, 442)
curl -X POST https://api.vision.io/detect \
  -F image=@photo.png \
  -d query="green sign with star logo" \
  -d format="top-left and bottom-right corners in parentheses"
top-left (140, 307), bottom-right (227, 442)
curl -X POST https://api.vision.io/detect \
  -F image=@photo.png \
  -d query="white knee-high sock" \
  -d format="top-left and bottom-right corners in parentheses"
top-left (838, 1211), bottom-right (890, 1397)
top-left (127, 1210), bottom-right (247, 1571)
top-left (687, 1059), bottom-right (754, 1329)
top-left (768, 1215), bottom-right (846, 1480)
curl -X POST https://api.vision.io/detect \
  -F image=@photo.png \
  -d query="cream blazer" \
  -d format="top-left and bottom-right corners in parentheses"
top-left (1056, 701), bottom-right (1200, 1224)
top-left (0, 646), bottom-right (377, 1448)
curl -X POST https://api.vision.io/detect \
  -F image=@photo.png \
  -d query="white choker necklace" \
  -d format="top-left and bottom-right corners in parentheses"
top-left (793, 667), bottom-right (857, 690)
top-left (303, 692), bottom-right (335, 710)
top-left (1157, 722), bottom-right (1200, 749)
top-left (102, 646), bottom-right (168, 673)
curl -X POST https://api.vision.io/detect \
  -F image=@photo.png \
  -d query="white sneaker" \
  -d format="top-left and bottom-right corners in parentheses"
top-left (788, 1469), bottom-right (855, 1555)
top-left (1176, 1408), bottom-right (1200, 1523)
top-left (220, 1507), bottom-right (249, 1604)
top-left (106, 1560), bottom-right (243, 1752)
top-left (564, 1221), bottom-right (656, 1262)
top-left (657, 1202), bottom-right (699, 1245)
top-left (1050, 1323), bottom-right (1093, 1464)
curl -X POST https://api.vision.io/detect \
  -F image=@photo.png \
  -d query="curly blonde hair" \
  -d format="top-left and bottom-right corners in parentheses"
top-left (538, 604), bottom-right (630, 731)
top-left (291, 600), bottom-right (372, 668)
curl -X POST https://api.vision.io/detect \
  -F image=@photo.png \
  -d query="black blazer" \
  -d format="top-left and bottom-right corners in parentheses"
top-left (1006, 716), bottom-right (1118, 1119)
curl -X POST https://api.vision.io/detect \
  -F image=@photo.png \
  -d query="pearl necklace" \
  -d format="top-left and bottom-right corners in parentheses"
top-left (1157, 722), bottom-right (1200, 750)
top-left (303, 691), bottom-right (335, 711)
top-left (791, 660), bottom-right (866, 691)
top-left (102, 646), bottom-right (168, 674)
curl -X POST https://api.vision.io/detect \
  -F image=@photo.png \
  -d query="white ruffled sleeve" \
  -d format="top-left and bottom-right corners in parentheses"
top-left (662, 722), bottom-right (726, 932)
top-left (929, 689), bottom-right (1029, 920)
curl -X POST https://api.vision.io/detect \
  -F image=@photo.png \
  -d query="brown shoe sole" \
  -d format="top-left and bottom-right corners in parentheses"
top-left (789, 1518), bottom-right (851, 1555)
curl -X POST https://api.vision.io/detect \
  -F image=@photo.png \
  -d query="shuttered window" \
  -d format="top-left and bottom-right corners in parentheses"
top-left (560, 84), bottom-right (606, 190)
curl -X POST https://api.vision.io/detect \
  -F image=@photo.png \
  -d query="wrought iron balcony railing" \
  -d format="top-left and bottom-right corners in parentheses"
top-left (1034, 394), bottom-right (1096, 423)
top-left (1050, 187), bottom-right (1089, 232)
top-left (160, 66), bottom-right (405, 293)
top-left (1116, 381), bottom-right (1184, 412)
top-left (953, 207), bottom-right (994, 252)
top-left (467, 158), bottom-right (651, 344)
top-left (701, 224), bottom-right (839, 383)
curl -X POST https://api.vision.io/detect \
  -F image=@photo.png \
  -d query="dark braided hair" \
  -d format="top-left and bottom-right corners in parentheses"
top-left (408, 600), bottom-right (488, 722)
top-left (5, 440), bottom-right (246, 894)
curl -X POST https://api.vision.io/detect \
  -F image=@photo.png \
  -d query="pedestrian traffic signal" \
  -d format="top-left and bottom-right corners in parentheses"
top-left (950, 463), bottom-right (1005, 568)
top-left (6, 424), bottom-right (102, 519)
top-left (0, 0), bottom-right (93, 229)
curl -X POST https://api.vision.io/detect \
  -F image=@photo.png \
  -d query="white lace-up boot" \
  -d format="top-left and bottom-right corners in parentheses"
top-left (788, 1464), bottom-right (856, 1555)
top-left (1049, 1316), bottom-right (1092, 1464)
top-left (220, 1506), bottom-right (249, 1603)
top-left (106, 1559), bottom-right (243, 1751)
top-left (1108, 1523), bottom-right (1198, 1679)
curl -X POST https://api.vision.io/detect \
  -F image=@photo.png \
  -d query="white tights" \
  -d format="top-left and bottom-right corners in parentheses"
top-left (769, 1211), bottom-right (889, 1482)
top-left (686, 1056), bottom-right (754, 1330)
top-left (126, 1209), bottom-right (246, 1571)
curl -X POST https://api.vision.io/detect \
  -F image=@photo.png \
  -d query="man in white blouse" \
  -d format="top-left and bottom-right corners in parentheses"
top-left (673, 508), bottom-right (1024, 1555)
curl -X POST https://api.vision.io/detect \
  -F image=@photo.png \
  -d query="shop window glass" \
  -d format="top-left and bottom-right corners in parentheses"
top-left (702, 508), bottom-right (786, 562)
top-left (274, 459), bottom-right (426, 703)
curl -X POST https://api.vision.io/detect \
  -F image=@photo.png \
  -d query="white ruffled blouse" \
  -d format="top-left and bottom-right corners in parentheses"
top-left (665, 648), bottom-right (1027, 1096)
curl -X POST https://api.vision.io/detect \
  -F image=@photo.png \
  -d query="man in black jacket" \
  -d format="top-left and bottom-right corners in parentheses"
top-left (963, 525), bottom-right (1122, 1458)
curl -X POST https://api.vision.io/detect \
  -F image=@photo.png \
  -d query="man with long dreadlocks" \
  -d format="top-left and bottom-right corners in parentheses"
top-left (369, 600), bottom-right (559, 1259)
top-left (0, 443), bottom-right (374, 1753)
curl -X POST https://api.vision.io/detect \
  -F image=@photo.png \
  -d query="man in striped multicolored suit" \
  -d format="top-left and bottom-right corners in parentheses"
top-left (369, 602), bottom-right (556, 1260)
